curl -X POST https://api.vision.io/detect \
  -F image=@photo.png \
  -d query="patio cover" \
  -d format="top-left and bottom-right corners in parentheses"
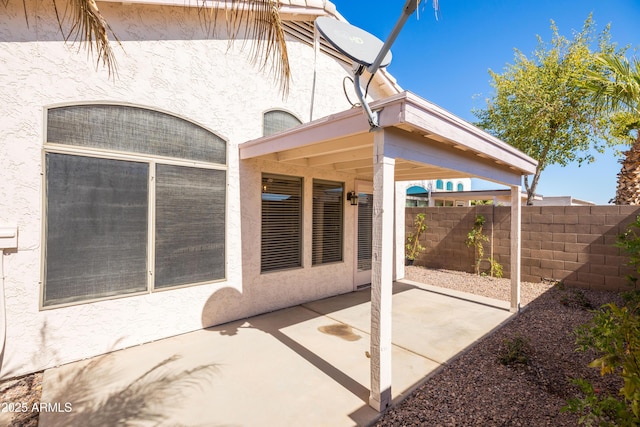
top-left (240, 90), bottom-right (538, 411)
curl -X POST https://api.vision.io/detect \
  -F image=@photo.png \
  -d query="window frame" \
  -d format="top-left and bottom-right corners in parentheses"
top-left (41, 103), bottom-right (228, 309)
top-left (260, 173), bottom-right (304, 273)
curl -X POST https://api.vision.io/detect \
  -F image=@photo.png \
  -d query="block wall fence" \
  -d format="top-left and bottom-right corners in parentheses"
top-left (405, 205), bottom-right (640, 292)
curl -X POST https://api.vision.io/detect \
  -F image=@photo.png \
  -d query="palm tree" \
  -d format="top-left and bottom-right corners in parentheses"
top-left (581, 54), bottom-right (640, 204)
top-left (5, 0), bottom-right (291, 94)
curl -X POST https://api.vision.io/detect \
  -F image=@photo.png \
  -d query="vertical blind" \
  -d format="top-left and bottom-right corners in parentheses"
top-left (357, 193), bottom-right (373, 271)
top-left (312, 180), bottom-right (343, 265)
top-left (261, 174), bottom-right (302, 272)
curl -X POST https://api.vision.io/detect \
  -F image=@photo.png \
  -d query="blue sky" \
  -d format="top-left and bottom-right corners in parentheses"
top-left (330, 0), bottom-right (639, 205)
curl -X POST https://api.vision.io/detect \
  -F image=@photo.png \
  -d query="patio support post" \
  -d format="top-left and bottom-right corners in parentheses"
top-left (369, 130), bottom-right (395, 412)
top-left (395, 182), bottom-right (405, 280)
top-left (510, 185), bottom-right (521, 312)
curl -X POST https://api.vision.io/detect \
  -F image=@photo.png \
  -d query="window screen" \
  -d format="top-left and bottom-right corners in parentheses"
top-left (312, 180), bottom-right (343, 265)
top-left (47, 104), bottom-right (226, 164)
top-left (263, 110), bottom-right (302, 136)
top-left (43, 104), bottom-right (227, 307)
top-left (261, 174), bottom-right (302, 272)
top-left (44, 153), bottom-right (148, 306)
top-left (155, 165), bottom-right (226, 288)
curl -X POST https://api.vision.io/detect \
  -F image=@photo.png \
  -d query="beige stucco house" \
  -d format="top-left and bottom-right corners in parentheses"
top-left (0, 0), bottom-right (536, 410)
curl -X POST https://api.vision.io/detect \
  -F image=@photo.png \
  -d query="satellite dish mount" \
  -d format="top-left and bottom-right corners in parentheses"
top-left (316, 0), bottom-right (421, 130)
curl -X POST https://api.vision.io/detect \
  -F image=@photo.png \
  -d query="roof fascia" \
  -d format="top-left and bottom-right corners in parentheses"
top-left (99, 0), bottom-right (332, 19)
top-left (375, 92), bottom-right (537, 175)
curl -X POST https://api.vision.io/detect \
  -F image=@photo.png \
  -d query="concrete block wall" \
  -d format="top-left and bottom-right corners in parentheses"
top-left (406, 205), bottom-right (640, 291)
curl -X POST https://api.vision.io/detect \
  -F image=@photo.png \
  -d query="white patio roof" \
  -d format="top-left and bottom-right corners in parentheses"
top-left (241, 91), bottom-right (536, 412)
top-left (240, 91), bottom-right (537, 184)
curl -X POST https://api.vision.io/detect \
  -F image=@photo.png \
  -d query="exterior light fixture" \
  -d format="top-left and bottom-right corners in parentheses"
top-left (347, 191), bottom-right (359, 206)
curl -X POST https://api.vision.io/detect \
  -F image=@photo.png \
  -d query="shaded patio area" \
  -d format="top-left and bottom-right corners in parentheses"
top-left (39, 280), bottom-right (513, 427)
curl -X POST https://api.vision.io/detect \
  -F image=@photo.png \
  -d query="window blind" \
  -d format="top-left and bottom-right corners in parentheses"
top-left (261, 174), bottom-right (302, 272)
top-left (312, 180), bottom-right (343, 265)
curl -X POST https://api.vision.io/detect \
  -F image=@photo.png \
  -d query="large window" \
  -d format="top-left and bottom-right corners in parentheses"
top-left (312, 180), bottom-right (344, 265)
top-left (261, 174), bottom-right (303, 272)
top-left (43, 104), bottom-right (227, 307)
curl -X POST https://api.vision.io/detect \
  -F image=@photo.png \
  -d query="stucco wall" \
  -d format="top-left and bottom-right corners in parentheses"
top-left (405, 206), bottom-right (640, 292)
top-left (0, 1), bottom-right (376, 379)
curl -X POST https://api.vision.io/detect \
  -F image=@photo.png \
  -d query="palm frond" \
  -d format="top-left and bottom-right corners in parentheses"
top-left (199, 0), bottom-right (291, 97)
top-left (51, 0), bottom-right (120, 76)
top-left (581, 53), bottom-right (640, 115)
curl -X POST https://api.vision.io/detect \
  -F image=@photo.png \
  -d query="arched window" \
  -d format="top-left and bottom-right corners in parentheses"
top-left (436, 180), bottom-right (444, 190)
top-left (446, 181), bottom-right (453, 191)
top-left (457, 183), bottom-right (464, 191)
top-left (263, 110), bottom-right (302, 136)
top-left (44, 104), bottom-right (227, 306)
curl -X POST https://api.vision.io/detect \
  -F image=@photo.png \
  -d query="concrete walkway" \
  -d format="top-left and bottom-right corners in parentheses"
top-left (39, 280), bottom-right (514, 427)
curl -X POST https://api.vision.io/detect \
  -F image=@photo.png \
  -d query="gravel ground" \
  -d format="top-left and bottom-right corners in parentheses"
top-left (375, 266), bottom-right (626, 427)
top-left (0, 267), bottom-right (628, 426)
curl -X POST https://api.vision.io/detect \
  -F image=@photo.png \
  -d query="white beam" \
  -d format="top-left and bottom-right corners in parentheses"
top-left (369, 130), bottom-right (394, 412)
top-left (384, 127), bottom-right (524, 186)
top-left (395, 182), bottom-right (405, 281)
top-left (510, 185), bottom-right (522, 312)
top-left (307, 147), bottom-right (372, 167)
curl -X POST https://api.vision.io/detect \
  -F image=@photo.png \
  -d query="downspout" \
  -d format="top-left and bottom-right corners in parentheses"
top-left (310, 20), bottom-right (320, 122)
top-left (0, 224), bottom-right (18, 370)
top-left (0, 250), bottom-right (6, 365)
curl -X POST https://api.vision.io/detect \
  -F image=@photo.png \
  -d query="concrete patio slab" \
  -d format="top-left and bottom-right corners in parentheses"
top-left (38, 281), bottom-right (514, 427)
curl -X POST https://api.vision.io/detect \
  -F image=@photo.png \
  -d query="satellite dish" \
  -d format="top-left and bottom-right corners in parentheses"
top-left (316, 1), bottom-right (421, 130)
top-left (315, 16), bottom-right (392, 69)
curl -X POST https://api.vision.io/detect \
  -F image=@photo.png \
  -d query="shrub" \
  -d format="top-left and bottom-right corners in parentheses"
top-left (563, 217), bottom-right (640, 425)
top-left (465, 215), bottom-right (503, 277)
top-left (498, 335), bottom-right (531, 366)
top-left (406, 213), bottom-right (427, 263)
top-left (563, 295), bottom-right (640, 425)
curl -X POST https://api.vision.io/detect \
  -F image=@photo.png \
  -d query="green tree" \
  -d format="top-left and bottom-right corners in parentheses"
top-left (580, 54), bottom-right (640, 204)
top-left (3, 0), bottom-right (291, 93)
top-left (474, 16), bottom-right (617, 205)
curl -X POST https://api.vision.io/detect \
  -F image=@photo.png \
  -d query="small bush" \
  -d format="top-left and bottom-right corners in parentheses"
top-left (564, 296), bottom-right (640, 425)
top-left (406, 213), bottom-right (427, 262)
top-left (498, 335), bottom-right (531, 366)
top-left (559, 289), bottom-right (594, 310)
